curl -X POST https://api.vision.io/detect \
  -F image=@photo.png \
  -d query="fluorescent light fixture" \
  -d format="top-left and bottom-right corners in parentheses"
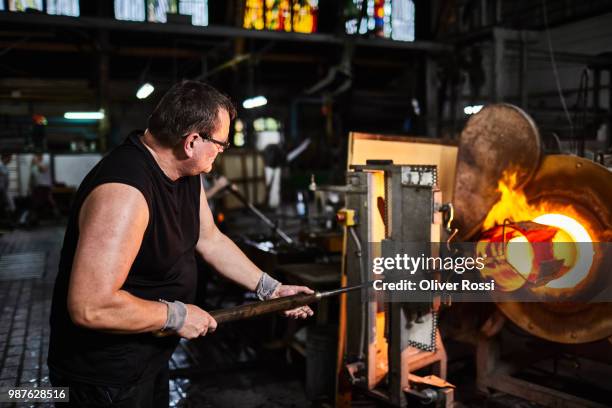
top-left (464, 104), bottom-right (483, 115)
top-left (242, 95), bottom-right (267, 109)
top-left (136, 82), bottom-right (155, 99)
top-left (64, 111), bottom-right (105, 120)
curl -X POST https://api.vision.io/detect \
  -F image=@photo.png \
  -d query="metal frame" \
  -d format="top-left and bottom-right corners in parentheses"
top-left (477, 311), bottom-right (611, 408)
top-left (343, 163), bottom-right (452, 407)
top-left (0, 12), bottom-right (452, 52)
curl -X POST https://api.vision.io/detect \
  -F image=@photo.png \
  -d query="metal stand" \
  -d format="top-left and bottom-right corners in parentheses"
top-left (477, 311), bottom-right (610, 408)
top-left (340, 163), bottom-right (454, 407)
top-left (225, 184), bottom-right (294, 245)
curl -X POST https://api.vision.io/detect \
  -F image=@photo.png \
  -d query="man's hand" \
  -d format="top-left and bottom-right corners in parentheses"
top-left (270, 285), bottom-right (315, 319)
top-left (177, 305), bottom-right (218, 339)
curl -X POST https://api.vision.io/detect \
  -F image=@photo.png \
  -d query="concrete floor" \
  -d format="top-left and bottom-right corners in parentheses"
top-left (0, 226), bottom-right (60, 408)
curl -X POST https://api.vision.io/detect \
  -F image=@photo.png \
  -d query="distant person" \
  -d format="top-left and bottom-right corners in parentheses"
top-left (32, 114), bottom-right (48, 150)
top-left (30, 153), bottom-right (58, 222)
top-left (0, 153), bottom-right (15, 218)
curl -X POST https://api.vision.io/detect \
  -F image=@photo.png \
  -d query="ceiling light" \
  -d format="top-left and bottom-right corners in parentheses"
top-left (464, 105), bottom-right (483, 115)
top-left (64, 111), bottom-right (105, 120)
top-left (136, 82), bottom-right (155, 99)
top-left (242, 95), bottom-right (267, 109)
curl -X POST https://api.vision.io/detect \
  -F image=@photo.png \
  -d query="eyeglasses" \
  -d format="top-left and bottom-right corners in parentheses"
top-left (197, 133), bottom-right (231, 152)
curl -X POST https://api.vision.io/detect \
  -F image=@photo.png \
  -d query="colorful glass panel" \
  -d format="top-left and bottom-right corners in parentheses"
top-left (179, 0), bottom-right (208, 26)
top-left (9, 0), bottom-right (43, 12)
top-left (47, 0), bottom-right (79, 16)
top-left (244, 0), bottom-right (318, 33)
top-left (345, 0), bottom-right (414, 41)
top-left (147, 0), bottom-right (177, 23)
top-left (115, 0), bottom-right (146, 21)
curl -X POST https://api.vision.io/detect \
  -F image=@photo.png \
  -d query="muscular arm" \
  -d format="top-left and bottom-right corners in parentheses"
top-left (67, 183), bottom-right (167, 333)
top-left (196, 187), bottom-right (263, 290)
top-left (196, 188), bottom-right (314, 319)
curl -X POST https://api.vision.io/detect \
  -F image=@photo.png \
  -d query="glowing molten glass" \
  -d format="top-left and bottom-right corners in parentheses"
top-left (478, 171), bottom-right (595, 292)
top-left (532, 214), bottom-right (593, 289)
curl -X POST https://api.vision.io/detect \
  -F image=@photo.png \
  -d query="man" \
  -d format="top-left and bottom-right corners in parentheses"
top-left (48, 81), bottom-right (313, 407)
top-left (0, 153), bottom-right (15, 218)
top-left (30, 152), bottom-right (59, 222)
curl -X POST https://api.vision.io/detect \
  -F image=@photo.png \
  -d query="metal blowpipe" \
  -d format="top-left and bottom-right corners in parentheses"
top-left (210, 283), bottom-right (368, 324)
top-left (153, 283), bottom-right (368, 337)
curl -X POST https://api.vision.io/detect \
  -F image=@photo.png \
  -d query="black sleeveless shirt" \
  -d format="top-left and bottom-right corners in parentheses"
top-left (48, 132), bottom-right (201, 386)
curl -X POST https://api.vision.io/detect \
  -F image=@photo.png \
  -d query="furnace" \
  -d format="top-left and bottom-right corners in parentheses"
top-left (336, 105), bottom-right (611, 407)
top-left (458, 105), bottom-right (612, 407)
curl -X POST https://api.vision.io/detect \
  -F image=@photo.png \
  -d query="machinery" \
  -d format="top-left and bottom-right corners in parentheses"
top-left (336, 105), bottom-right (612, 407)
top-left (338, 160), bottom-right (454, 407)
top-left (453, 105), bottom-right (612, 408)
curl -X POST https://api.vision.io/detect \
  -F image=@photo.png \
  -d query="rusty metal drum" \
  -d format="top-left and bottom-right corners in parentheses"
top-left (452, 104), bottom-right (541, 241)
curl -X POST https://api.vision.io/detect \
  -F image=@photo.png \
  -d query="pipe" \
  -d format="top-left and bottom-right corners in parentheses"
top-left (225, 183), bottom-right (294, 245)
top-left (348, 225), bottom-right (366, 360)
top-left (404, 387), bottom-right (438, 404)
top-left (210, 283), bottom-right (368, 324)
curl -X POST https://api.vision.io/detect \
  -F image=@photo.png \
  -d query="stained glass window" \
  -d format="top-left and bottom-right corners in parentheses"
top-left (244, 0), bottom-right (318, 34)
top-left (115, 0), bottom-right (146, 22)
top-left (179, 0), bottom-right (208, 26)
top-left (292, 0), bottom-right (317, 33)
top-left (147, 0), bottom-right (177, 23)
top-left (345, 0), bottom-right (414, 41)
top-left (244, 0), bottom-right (264, 30)
top-left (145, 0), bottom-right (208, 26)
top-left (391, 0), bottom-right (415, 41)
top-left (8, 0), bottom-right (43, 12)
top-left (47, 0), bottom-right (80, 16)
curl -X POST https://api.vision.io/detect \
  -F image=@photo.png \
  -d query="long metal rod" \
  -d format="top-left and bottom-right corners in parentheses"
top-left (153, 283), bottom-right (368, 337)
top-left (225, 184), bottom-right (294, 245)
top-left (210, 283), bottom-right (368, 324)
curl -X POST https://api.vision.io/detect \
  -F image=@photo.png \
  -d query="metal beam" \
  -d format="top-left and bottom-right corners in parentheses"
top-left (0, 12), bottom-right (451, 53)
top-left (527, 49), bottom-right (612, 66)
top-left (447, 26), bottom-right (539, 45)
top-left (483, 374), bottom-right (609, 408)
top-left (0, 41), bottom-right (208, 58)
top-left (354, 36), bottom-right (450, 53)
top-left (0, 40), bottom-right (428, 68)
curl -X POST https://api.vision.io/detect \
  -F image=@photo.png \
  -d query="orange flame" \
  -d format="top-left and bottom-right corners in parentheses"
top-left (483, 171), bottom-right (596, 235)
top-left (480, 171), bottom-right (595, 290)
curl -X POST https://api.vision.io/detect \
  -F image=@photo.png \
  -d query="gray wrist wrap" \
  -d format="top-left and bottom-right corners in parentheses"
top-left (159, 299), bottom-right (187, 332)
top-left (256, 273), bottom-right (281, 300)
